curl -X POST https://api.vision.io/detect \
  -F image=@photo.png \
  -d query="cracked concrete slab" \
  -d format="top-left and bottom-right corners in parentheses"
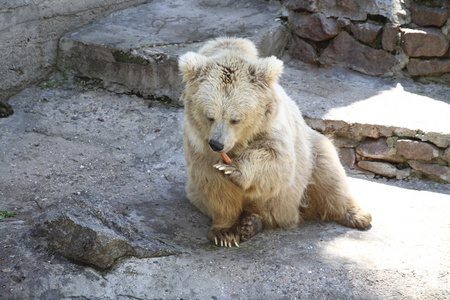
top-left (1, 76), bottom-right (449, 299)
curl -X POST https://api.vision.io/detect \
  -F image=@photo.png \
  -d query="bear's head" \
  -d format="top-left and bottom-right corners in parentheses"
top-left (179, 48), bottom-right (283, 154)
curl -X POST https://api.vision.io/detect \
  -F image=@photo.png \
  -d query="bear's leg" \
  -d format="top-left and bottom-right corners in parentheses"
top-left (186, 178), bottom-right (244, 246)
top-left (186, 179), bottom-right (211, 217)
top-left (303, 134), bottom-right (372, 229)
top-left (206, 188), bottom-right (245, 247)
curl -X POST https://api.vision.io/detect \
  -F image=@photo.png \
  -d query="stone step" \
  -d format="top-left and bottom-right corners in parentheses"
top-left (281, 60), bottom-right (450, 182)
top-left (57, 0), bottom-right (289, 102)
top-left (57, 0), bottom-right (450, 183)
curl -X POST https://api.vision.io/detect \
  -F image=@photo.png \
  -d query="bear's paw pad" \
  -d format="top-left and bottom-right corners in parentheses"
top-left (239, 213), bottom-right (263, 242)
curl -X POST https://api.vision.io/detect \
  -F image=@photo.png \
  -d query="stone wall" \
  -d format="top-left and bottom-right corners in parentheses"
top-left (354, 138), bottom-right (450, 182)
top-left (308, 118), bottom-right (450, 183)
top-left (341, 137), bottom-right (450, 183)
top-left (0, 0), bottom-right (149, 100)
top-left (284, 0), bottom-right (450, 78)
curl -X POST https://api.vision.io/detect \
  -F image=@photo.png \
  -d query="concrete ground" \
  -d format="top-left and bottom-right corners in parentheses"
top-left (1, 1), bottom-right (449, 298)
top-left (0, 70), bottom-right (449, 299)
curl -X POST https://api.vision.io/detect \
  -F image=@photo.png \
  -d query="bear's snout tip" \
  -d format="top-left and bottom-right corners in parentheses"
top-left (208, 139), bottom-right (224, 152)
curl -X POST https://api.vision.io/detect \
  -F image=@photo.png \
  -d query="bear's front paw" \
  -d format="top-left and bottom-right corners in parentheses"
top-left (213, 163), bottom-right (247, 188)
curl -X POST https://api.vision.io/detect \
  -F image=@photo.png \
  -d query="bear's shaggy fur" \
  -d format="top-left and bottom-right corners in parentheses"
top-left (179, 37), bottom-right (371, 247)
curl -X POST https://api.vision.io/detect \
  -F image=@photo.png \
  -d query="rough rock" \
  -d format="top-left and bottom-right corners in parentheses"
top-left (382, 23), bottom-right (400, 51)
top-left (408, 161), bottom-right (450, 183)
top-left (32, 191), bottom-right (179, 270)
top-left (318, 31), bottom-right (405, 76)
top-left (412, 132), bottom-right (450, 149)
top-left (356, 138), bottom-right (403, 162)
top-left (289, 12), bottom-right (342, 41)
top-left (350, 124), bottom-right (388, 139)
top-left (410, 2), bottom-right (450, 27)
top-left (443, 19), bottom-right (450, 40)
top-left (349, 23), bottom-right (382, 44)
top-left (282, 0), bottom-right (318, 12)
top-left (290, 35), bottom-right (317, 63)
top-left (336, 17), bottom-right (351, 28)
top-left (367, 0), bottom-right (411, 24)
top-left (407, 58), bottom-right (450, 76)
top-left (338, 147), bottom-right (356, 169)
top-left (400, 28), bottom-right (449, 57)
top-left (285, 0), bottom-right (410, 24)
top-left (396, 140), bottom-right (439, 161)
top-left (357, 161), bottom-right (398, 178)
top-left (443, 147), bottom-right (450, 164)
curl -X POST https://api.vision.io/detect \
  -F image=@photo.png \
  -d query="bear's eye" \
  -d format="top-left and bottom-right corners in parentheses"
top-left (206, 116), bottom-right (215, 122)
top-left (230, 119), bottom-right (240, 125)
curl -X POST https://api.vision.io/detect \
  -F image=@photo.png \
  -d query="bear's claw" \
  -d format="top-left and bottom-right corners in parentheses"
top-left (214, 163), bottom-right (236, 177)
top-left (209, 228), bottom-right (240, 248)
top-left (216, 238), bottom-right (239, 248)
top-left (214, 163), bottom-right (233, 172)
top-left (213, 163), bottom-right (246, 188)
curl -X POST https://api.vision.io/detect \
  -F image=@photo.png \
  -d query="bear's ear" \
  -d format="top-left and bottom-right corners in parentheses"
top-left (248, 56), bottom-right (283, 86)
top-left (178, 52), bottom-right (209, 83)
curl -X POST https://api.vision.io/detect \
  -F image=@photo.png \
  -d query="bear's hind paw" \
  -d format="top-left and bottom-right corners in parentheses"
top-left (339, 208), bottom-right (372, 229)
top-left (239, 212), bottom-right (263, 242)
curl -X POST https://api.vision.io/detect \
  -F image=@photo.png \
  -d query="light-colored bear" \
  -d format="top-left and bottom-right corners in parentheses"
top-left (179, 37), bottom-right (372, 247)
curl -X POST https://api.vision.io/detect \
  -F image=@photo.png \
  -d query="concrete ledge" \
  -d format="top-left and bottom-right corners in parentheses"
top-left (57, 0), bottom-right (289, 103)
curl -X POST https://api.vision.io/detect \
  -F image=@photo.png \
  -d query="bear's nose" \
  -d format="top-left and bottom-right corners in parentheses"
top-left (208, 139), bottom-right (224, 152)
